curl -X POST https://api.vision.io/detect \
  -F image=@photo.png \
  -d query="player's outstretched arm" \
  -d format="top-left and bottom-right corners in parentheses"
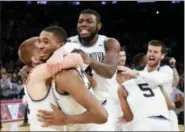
top-left (118, 65), bottom-right (173, 88)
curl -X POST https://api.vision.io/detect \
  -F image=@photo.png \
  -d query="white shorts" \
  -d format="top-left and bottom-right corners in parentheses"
top-left (169, 110), bottom-right (179, 131)
top-left (82, 99), bottom-right (118, 131)
top-left (131, 117), bottom-right (171, 131)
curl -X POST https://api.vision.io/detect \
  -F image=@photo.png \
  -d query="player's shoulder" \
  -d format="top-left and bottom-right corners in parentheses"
top-left (121, 78), bottom-right (136, 88)
top-left (67, 35), bottom-right (79, 43)
top-left (158, 63), bottom-right (173, 72)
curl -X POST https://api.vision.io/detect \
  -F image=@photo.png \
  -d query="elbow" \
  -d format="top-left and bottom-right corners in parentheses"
top-left (92, 107), bottom-right (108, 124)
top-left (100, 112), bottom-right (108, 124)
top-left (126, 115), bottom-right (133, 122)
top-left (106, 70), bottom-right (116, 79)
top-left (168, 101), bottom-right (176, 110)
top-left (97, 108), bottom-right (108, 124)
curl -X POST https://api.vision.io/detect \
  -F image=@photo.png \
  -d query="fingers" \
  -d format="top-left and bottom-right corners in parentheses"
top-left (38, 110), bottom-right (53, 115)
top-left (41, 120), bottom-right (53, 127)
top-left (37, 113), bottom-right (53, 120)
top-left (117, 66), bottom-right (126, 71)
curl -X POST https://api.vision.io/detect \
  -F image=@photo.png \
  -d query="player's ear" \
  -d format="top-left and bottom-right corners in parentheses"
top-left (161, 53), bottom-right (165, 60)
top-left (97, 23), bottom-right (102, 31)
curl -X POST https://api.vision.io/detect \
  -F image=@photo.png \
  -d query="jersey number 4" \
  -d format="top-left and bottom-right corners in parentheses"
top-left (138, 83), bottom-right (155, 97)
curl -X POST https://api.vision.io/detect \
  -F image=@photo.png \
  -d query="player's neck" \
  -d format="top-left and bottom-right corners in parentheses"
top-left (146, 63), bottom-right (161, 72)
top-left (80, 35), bottom-right (98, 47)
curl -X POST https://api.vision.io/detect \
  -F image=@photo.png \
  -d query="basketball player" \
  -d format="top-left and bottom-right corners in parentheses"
top-left (32, 10), bottom-right (120, 130)
top-left (116, 72), bottom-right (171, 131)
top-left (117, 40), bottom-right (179, 131)
top-left (19, 37), bottom-right (108, 131)
top-left (68, 9), bottom-right (120, 131)
top-left (19, 26), bottom-right (108, 131)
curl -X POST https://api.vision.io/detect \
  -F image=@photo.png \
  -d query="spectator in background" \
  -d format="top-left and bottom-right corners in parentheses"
top-left (131, 53), bottom-right (147, 69)
top-left (0, 73), bottom-right (12, 99)
top-left (11, 73), bottom-right (18, 84)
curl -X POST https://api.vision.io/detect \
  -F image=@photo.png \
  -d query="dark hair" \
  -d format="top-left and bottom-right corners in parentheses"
top-left (148, 40), bottom-right (166, 54)
top-left (43, 26), bottom-right (67, 42)
top-left (80, 9), bottom-right (101, 23)
top-left (120, 46), bottom-right (126, 52)
top-left (132, 53), bottom-right (146, 68)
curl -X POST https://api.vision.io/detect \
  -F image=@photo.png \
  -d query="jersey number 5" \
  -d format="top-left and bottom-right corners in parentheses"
top-left (138, 83), bottom-right (155, 97)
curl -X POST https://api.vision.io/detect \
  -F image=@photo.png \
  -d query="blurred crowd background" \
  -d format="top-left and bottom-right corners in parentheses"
top-left (0, 1), bottom-right (183, 104)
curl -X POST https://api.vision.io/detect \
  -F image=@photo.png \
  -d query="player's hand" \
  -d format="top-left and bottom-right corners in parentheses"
top-left (117, 66), bottom-right (137, 77)
top-left (19, 65), bottom-right (32, 84)
top-left (117, 116), bottom-right (127, 123)
top-left (37, 104), bottom-right (67, 126)
top-left (73, 49), bottom-right (92, 65)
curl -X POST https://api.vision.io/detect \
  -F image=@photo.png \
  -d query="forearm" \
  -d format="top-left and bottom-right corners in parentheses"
top-left (29, 64), bottom-right (53, 84)
top-left (64, 110), bottom-right (106, 124)
top-left (172, 68), bottom-right (180, 87)
top-left (90, 60), bottom-right (116, 78)
top-left (160, 86), bottom-right (175, 110)
top-left (61, 53), bottom-right (83, 69)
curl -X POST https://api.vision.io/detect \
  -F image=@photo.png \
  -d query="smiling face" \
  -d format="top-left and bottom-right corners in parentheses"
top-left (147, 45), bottom-right (165, 68)
top-left (77, 13), bottom-right (101, 42)
top-left (37, 31), bottom-right (61, 61)
top-left (119, 51), bottom-right (127, 66)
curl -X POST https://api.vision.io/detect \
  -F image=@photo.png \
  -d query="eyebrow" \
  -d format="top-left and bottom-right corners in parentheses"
top-left (42, 37), bottom-right (50, 41)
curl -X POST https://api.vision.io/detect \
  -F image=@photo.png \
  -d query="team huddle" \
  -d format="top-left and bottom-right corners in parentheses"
top-left (18, 9), bottom-right (179, 131)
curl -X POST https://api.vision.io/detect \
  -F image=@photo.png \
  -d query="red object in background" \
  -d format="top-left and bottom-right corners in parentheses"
top-left (1, 100), bottom-right (25, 123)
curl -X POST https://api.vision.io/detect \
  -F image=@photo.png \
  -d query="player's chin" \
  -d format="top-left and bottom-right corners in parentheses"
top-left (80, 34), bottom-right (91, 40)
top-left (40, 54), bottom-right (50, 60)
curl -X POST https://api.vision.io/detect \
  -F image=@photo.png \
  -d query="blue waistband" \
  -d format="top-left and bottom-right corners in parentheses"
top-left (149, 115), bottom-right (167, 120)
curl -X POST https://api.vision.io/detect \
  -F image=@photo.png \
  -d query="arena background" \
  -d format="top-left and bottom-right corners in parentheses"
top-left (0, 1), bottom-right (184, 131)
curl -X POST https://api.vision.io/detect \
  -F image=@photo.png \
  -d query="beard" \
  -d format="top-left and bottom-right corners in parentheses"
top-left (78, 27), bottom-right (98, 42)
top-left (148, 59), bottom-right (161, 68)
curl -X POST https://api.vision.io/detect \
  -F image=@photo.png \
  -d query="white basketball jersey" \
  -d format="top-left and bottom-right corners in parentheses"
top-left (52, 68), bottom-right (93, 131)
top-left (122, 77), bottom-right (170, 122)
top-left (68, 35), bottom-right (116, 102)
top-left (24, 85), bottom-right (62, 131)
